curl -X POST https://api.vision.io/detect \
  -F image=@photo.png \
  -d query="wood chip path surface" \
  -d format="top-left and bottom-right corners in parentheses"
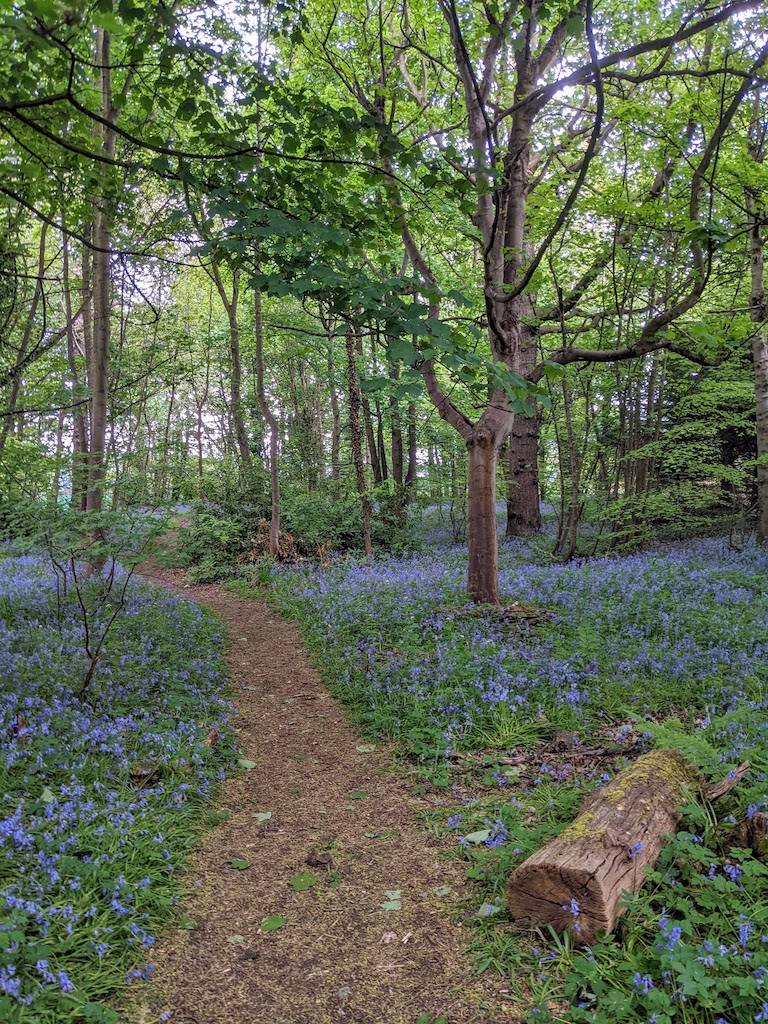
top-left (132, 566), bottom-right (512, 1024)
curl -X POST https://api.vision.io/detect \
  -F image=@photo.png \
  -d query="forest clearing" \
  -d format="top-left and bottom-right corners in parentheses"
top-left (3, 0), bottom-right (768, 1021)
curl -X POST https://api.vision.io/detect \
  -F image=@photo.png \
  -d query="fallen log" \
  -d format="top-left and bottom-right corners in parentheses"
top-left (508, 750), bottom-right (749, 945)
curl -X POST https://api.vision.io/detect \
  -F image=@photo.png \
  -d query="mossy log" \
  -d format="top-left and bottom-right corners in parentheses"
top-left (508, 750), bottom-right (742, 945)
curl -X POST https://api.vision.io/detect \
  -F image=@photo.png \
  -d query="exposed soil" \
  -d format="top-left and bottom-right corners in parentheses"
top-left (129, 565), bottom-right (515, 1024)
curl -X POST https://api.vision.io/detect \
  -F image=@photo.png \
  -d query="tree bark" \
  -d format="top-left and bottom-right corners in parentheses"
top-left (254, 283), bottom-right (280, 557)
top-left (466, 415), bottom-right (508, 603)
top-left (328, 349), bottom-right (341, 500)
top-left (390, 363), bottom-right (404, 488)
top-left (406, 401), bottom-right (417, 499)
top-left (0, 223), bottom-right (48, 461)
top-left (509, 750), bottom-right (748, 945)
top-left (355, 331), bottom-right (382, 486)
top-left (506, 410), bottom-right (542, 537)
top-left (346, 327), bottom-right (372, 557)
top-left (85, 26), bottom-right (118, 515)
top-left (747, 103), bottom-right (768, 545)
top-left (62, 227), bottom-right (89, 509)
top-left (210, 266), bottom-right (252, 473)
top-left (509, 751), bottom-right (699, 944)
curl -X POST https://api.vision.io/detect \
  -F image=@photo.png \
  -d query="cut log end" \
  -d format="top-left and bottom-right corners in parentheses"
top-left (508, 749), bottom-right (738, 945)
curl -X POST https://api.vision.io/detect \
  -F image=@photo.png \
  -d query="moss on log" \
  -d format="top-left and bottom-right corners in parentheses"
top-left (507, 750), bottom-right (700, 945)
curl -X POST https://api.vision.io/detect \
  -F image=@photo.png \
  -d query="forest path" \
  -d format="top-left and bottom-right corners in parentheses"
top-left (133, 565), bottom-right (508, 1024)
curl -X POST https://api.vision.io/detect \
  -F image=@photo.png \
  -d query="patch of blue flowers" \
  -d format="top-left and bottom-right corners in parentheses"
top-left (269, 530), bottom-right (768, 1022)
top-left (272, 535), bottom-right (768, 762)
top-left (0, 554), bottom-right (232, 1022)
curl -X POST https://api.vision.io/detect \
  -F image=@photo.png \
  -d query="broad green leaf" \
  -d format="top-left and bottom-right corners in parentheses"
top-left (463, 829), bottom-right (492, 845)
top-left (380, 889), bottom-right (402, 910)
top-left (230, 858), bottom-right (250, 870)
top-left (289, 871), bottom-right (318, 891)
top-left (260, 915), bottom-right (287, 932)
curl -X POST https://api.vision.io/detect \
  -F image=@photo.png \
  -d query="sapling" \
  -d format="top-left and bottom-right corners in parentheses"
top-left (37, 507), bottom-right (165, 698)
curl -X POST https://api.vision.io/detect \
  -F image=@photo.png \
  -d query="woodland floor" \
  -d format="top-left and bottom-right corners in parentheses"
top-left (129, 564), bottom-right (512, 1024)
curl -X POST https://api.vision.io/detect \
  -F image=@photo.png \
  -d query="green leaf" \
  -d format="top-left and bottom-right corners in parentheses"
top-left (289, 871), bottom-right (318, 891)
top-left (81, 1005), bottom-right (119, 1024)
top-left (350, 791), bottom-right (368, 800)
top-left (260, 915), bottom-right (287, 932)
top-left (80, 1005), bottom-right (118, 1024)
top-left (230, 858), bottom-right (250, 870)
top-left (380, 889), bottom-right (402, 910)
top-left (387, 338), bottom-right (419, 363)
top-left (463, 829), bottom-right (492, 845)
top-left (176, 97), bottom-right (198, 121)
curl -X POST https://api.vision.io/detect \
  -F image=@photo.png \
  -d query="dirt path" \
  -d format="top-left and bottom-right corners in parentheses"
top-left (133, 566), bottom-right (508, 1024)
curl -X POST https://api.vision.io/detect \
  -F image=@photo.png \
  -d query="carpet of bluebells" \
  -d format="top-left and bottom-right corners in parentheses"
top-left (0, 553), bottom-right (232, 1023)
top-left (266, 518), bottom-right (768, 1023)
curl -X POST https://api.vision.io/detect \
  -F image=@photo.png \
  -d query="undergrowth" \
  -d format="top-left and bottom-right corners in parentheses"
top-left (0, 550), bottom-right (235, 1022)
top-left (244, 530), bottom-right (768, 1023)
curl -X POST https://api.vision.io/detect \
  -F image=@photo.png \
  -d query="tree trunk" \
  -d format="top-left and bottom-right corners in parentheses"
top-left (328, 349), bottom-right (341, 500)
top-left (406, 401), bottom-right (417, 500)
top-left (62, 227), bottom-right (89, 509)
top-left (346, 328), bottom-right (372, 557)
top-left (254, 283), bottom-right (280, 557)
top-left (353, 330), bottom-right (381, 486)
top-left (466, 419), bottom-right (507, 603)
top-left (747, 105), bottom-right (768, 544)
top-left (375, 398), bottom-right (388, 482)
top-left (0, 224), bottom-right (48, 460)
top-left (85, 27), bottom-right (116, 515)
top-left (210, 266), bottom-right (252, 473)
top-left (506, 410), bottom-right (542, 537)
top-left (52, 406), bottom-right (65, 503)
top-left (390, 365), bottom-right (404, 488)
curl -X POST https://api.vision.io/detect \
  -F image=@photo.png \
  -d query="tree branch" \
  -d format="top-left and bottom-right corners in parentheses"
top-left (418, 356), bottom-right (474, 439)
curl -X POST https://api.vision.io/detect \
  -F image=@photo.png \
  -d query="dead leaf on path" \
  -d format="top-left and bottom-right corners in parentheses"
top-left (203, 727), bottom-right (219, 747)
top-left (306, 848), bottom-right (335, 869)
